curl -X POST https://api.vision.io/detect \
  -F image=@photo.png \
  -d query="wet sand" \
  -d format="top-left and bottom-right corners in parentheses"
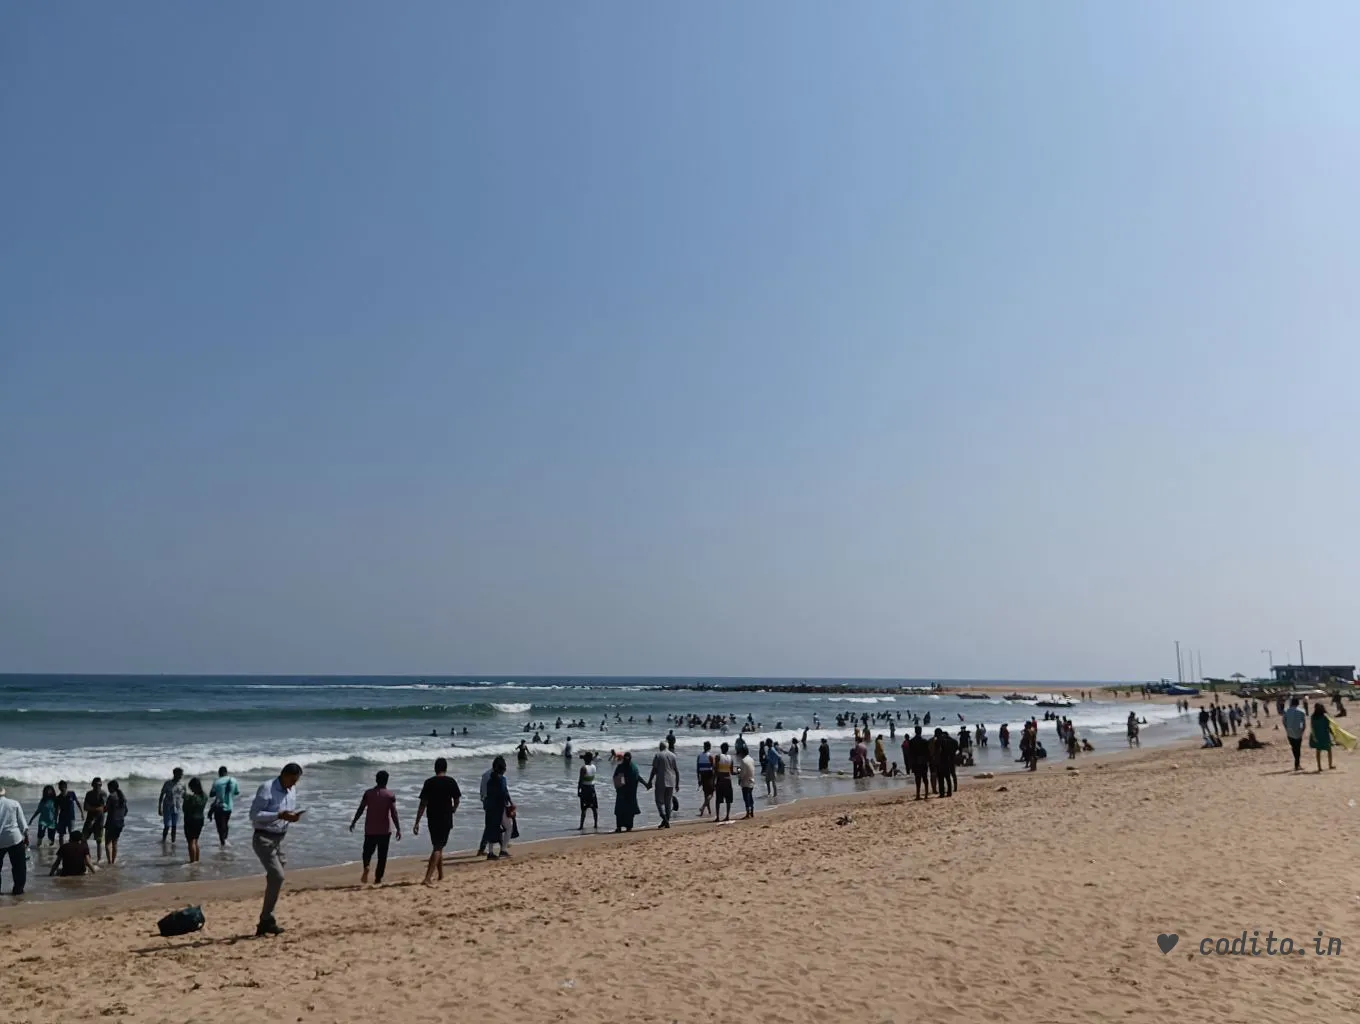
top-left (4, 735), bottom-right (1357, 1023)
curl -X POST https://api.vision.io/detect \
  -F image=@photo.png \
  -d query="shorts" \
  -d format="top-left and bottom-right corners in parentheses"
top-left (163, 808), bottom-right (181, 829)
top-left (427, 820), bottom-right (452, 851)
top-left (578, 786), bottom-right (598, 810)
top-left (716, 777), bottom-right (734, 804)
top-left (700, 774), bottom-right (715, 796)
top-left (105, 822), bottom-right (125, 843)
top-left (183, 817), bottom-right (204, 842)
top-left (85, 816), bottom-right (106, 842)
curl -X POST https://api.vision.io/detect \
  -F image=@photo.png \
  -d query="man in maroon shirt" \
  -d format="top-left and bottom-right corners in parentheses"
top-left (349, 770), bottom-right (401, 884)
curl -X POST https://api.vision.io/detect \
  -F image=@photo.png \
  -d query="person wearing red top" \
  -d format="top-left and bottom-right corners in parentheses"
top-left (349, 770), bottom-right (401, 885)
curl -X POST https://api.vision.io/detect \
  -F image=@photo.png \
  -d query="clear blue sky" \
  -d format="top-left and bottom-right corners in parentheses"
top-left (4, 3), bottom-right (1359, 679)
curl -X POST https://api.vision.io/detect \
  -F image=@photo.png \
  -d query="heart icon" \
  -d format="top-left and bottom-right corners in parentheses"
top-left (1157, 933), bottom-right (1179, 954)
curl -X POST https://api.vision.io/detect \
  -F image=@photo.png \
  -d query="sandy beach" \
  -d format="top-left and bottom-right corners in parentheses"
top-left (3, 733), bottom-right (1358, 1023)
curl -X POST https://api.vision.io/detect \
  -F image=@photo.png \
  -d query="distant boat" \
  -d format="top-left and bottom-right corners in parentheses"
top-left (1166, 684), bottom-right (1199, 696)
top-left (958, 693), bottom-right (990, 700)
top-left (1035, 697), bottom-right (1077, 708)
top-left (1003, 693), bottom-right (1037, 702)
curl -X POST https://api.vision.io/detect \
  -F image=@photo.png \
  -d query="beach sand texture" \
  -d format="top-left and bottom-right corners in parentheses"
top-left (4, 741), bottom-right (1358, 1023)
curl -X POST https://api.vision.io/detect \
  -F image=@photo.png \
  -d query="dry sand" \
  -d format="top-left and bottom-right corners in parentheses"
top-left (4, 736), bottom-right (1359, 1023)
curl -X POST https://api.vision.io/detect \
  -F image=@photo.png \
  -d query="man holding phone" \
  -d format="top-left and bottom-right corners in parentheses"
top-left (249, 762), bottom-right (304, 938)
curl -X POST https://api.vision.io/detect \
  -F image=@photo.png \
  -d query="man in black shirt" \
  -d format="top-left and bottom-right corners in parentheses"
top-left (906, 725), bottom-right (931, 800)
top-left (413, 757), bottom-right (461, 887)
top-left (933, 728), bottom-right (958, 798)
top-left (51, 832), bottom-right (95, 877)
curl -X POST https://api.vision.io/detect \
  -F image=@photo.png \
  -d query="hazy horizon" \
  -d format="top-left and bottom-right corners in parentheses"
top-left (5, 4), bottom-right (1359, 681)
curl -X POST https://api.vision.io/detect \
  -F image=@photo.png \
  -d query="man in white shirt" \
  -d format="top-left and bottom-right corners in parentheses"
top-left (737, 750), bottom-right (757, 819)
top-left (1283, 698), bottom-right (1308, 772)
top-left (0, 787), bottom-right (29, 896)
top-left (249, 763), bottom-right (304, 937)
top-left (646, 741), bottom-right (681, 829)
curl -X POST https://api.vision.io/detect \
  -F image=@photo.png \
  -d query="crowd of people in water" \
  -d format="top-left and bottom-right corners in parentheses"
top-left (1, 689), bottom-right (1353, 929)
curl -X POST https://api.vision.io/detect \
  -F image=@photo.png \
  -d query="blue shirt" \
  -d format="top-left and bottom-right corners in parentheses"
top-left (249, 778), bottom-right (297, 835)
top-left (211, 776), bottom-right (240, 812)
top-left (1283, 707), bottom-right (1308, 739)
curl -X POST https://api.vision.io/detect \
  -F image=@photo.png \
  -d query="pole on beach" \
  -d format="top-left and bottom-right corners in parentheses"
top-left (1262, 649), bottom-right (1273, 676)
top-left (1299, 640), bottom-right (1306, 669)
top-left (1175, 641), bottom-right (1183, 685)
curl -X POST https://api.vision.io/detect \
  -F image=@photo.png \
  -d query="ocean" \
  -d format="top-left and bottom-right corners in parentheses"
top-left (0, 675), bottom-right (1196, 902)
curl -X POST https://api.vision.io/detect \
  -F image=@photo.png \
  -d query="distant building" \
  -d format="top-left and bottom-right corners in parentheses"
top-left (1271, 665), bottom-right (1355, 686)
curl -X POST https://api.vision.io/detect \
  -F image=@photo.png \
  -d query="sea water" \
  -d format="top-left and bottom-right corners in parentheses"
top-left (0, 675), bottom-right (1196, 902)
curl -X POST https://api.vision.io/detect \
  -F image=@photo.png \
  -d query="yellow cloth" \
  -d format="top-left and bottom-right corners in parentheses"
top-left (1330, 720), bottom-right (1357, 751)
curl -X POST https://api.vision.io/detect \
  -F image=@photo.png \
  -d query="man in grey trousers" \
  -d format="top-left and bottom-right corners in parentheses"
top-left (646, 741), bottom-right (681, 829)
top-left (249, 763), bottom-right (304, 937)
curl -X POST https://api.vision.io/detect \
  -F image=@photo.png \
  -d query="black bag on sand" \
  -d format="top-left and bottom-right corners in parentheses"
top-left (157, 905), bottom-right (205, 938)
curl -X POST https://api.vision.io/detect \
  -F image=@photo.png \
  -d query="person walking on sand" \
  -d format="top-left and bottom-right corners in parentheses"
top-left (351, 770), bottom-right (401, 885)
top-left (182, 777), bottom-right (208, 864)
top-left (249, 763), bottom-right (304, 937)
top-left (481, 757), bottom-right (512, 860)
top-left (1310, 703), bottom-right (1335, 773)
top-left (647, 741), bottom-right (680, 829)
top-left (104, 781), bottom-right (127, 865)
top-left (738, 746), bottom-right (757, 818)
top-left (696, 742), bottom-right (715, 817)
top-left (0, 787), bottom-right (29, 896)
top-left (1283, 697), bottom-right (1307, 772)
top-left (577, 751), bottom-right (600, 830)
top-left (413, 759), bottom-right (460, 885)
top-left (209, 766), bottom-right (240, 848)
top-left (158, 767), bottom-right (186, 844)
top-left (613, 751), bottom-right (643, 833)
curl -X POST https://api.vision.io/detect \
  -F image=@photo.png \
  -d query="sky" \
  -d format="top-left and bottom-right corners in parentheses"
top-left (3, 3), bottom-right (1360, 680)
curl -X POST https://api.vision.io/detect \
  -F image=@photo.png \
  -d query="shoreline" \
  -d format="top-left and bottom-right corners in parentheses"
top-left (7, 726), bottom-right (1357, 1023)
top-left (0, 730), bottom-right (1186, 931)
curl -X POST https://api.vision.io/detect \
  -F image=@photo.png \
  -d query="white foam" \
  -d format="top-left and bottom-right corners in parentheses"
top-left (490, 702), bottom-right (533, 714)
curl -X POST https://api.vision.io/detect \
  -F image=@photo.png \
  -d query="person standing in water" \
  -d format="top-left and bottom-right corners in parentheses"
top-left (158, 767), bottom-right (186, 844)
top-left (737, 746), bottom-right (757, 818)
top-left (104, 781), bottom-right (127, 865)
top-left (646, 741), bottom-right (680, 829)
top-left (713, 742), bottom-right (735, 822)
top-left (55, 781), bottom-right (79, 844)
top-left (413, 758), bottom-right (461, 886)
top-left (0, 787), bottom-right (28, 896)
top-left (577, 751), bottom-right (599, 830)
top-left (818, 738), bottom-right (830, 772)
top-left (210, 766), bottom-right (240, 848)
top-left (762, 739), bottom-right (781, 798)
top-left (182, 777), bottom-right (208, 864)
top-left (350, 770), bottom-right (401, 885)
top-left (696, 742), bottom-right (715, 817)
top-left (82, 778), bottom-right (107, 864)
top-left (249, 762), bottom-right (304, 937)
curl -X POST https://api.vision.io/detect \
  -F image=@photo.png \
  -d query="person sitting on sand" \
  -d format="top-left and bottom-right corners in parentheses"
top-left (1237, 730), bottom-right (1268, 750)
top-left (1080, 738), bottom-right (1094, 752)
